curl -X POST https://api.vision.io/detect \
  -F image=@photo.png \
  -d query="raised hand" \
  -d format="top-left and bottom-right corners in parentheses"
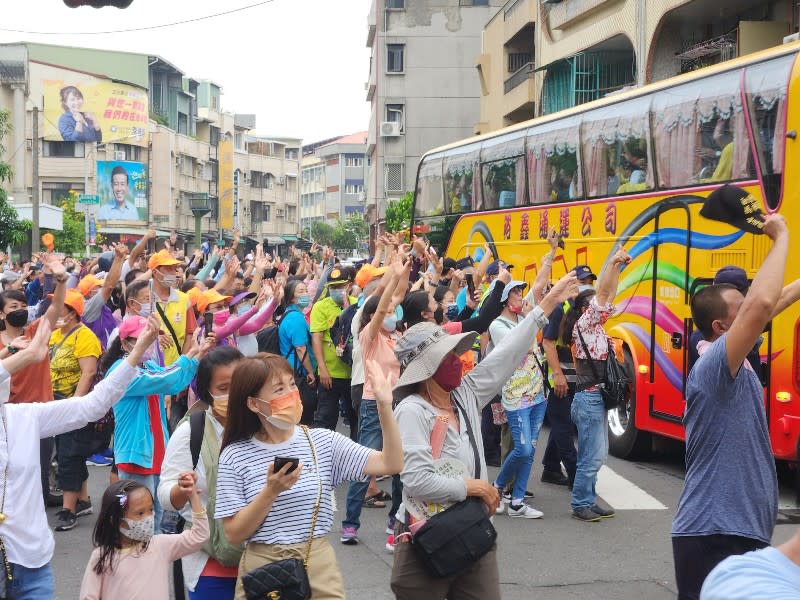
top-left (548, 271), bottom-right (579, 303)
top-left (763, 213), bottom-right (788, 241)
top-left (41, 253), bottom-right (66, 278)
top-left (497, 266), bottom-right (512, 285)
top-left (611, 248), bottom-right (632, 270)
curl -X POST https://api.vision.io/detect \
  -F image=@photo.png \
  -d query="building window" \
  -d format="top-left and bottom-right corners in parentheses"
top-left (287, 205), bottom-right (297, 222)
top-left (178, 113), bottom-right (189, 136)
top-left (115, 144), bottom-right (140, 162)
top-left (385, 163), bottom-right (404, 192)
top-left (180, 155), bottom-right (194, 176)
top-left (210, 126), bottom-right (220, 146)
top-left (234, 132), bottom-right (245, 151)
top-left (285, 148), bottom-right (299, 160)
top-left (264, 204), bottom-right (271, 221)
top-left (345, 156), bottom-right (364, 167)
top-left (345, 184), bottom-right (364, 195)
top-left (460, 0), bottom-right (488, 5)
top-left (43, 141), bottom-right (84, 158)
top-left (42, 182), bottom-right (79, 206)
top-left (386, 104), bottom-right (405, 132)
top-left (386, 0), bottom-right (405, 8)
top-left (387, 44), bottom-right (405, 73)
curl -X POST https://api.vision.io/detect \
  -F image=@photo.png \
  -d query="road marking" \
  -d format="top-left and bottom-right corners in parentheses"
top-left (596, 465), bottom-right (668, 510)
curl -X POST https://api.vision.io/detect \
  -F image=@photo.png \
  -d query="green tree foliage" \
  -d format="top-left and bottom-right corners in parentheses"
top-left (54, 190), bottom-right (88, 256)
top-left (385, 192), bottom-right (413, 233)
top-left (333, 213), bottom-right (368, 250)
top-left (0, 110), bottom-right (32, 248)
top-left (309, 220), bottom-right (336, 247)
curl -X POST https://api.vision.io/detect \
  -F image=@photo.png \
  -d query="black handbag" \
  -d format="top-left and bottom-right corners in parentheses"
top-left (411, 399), bottom-right (497, 578)
top-left (576, 330), bottom-right (629, 410)
top-left (241, 426), bottom-right (322, 600)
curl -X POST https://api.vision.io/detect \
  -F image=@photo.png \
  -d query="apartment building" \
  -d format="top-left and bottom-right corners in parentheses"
top-left (364, 0), bottom-right (505, 230)
top-left (300, 152), bottom-right (327, 233)
top-left (476, 0), bottom-right (798, 134)
top-left (0, 42), bottom-right (301, 251)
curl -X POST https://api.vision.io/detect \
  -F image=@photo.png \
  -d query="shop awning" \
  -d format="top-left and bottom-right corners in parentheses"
top-left (266, 236), bottom-right (285, 245)
top-left (97, 226), bottom-right (173, 237)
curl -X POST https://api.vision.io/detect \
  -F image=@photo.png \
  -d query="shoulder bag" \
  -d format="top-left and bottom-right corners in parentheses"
top-left (576, 329), bottom-right (628, 411)
top-left (241, 425), bottom-right (321, 600)
top-left (411, 399), bottom-right (497, 578)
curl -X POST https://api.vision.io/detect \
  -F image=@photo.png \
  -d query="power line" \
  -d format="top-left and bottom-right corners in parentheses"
top-left (0, 0), bottom-right (274, 35)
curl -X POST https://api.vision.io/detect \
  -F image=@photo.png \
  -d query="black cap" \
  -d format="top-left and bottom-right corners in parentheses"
top-left (573, 265), bottom-right (597, 281)
top-left (700, 184), bottom-right (765, 234)
top-left (714, 265), bottom-right (749, 292)
top-left (455, 257), bottom-right (474, 270)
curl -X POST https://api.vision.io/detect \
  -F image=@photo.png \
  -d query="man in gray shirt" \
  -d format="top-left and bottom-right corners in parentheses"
top-left (672, 213), bottom-right (788, 600)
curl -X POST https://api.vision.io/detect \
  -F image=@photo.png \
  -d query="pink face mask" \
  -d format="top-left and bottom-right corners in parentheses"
top-left (431, 353), bottom-right (463, 392)
top-left (213, 311), bottom-right (230, 326)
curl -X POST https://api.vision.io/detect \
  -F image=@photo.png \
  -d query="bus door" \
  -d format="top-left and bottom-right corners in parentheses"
top-left (647, 200), bottom-right (692, 425)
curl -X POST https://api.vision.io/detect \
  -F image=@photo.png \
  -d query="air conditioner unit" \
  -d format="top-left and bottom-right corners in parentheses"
top-left (358, 192), bottom-right (366, 203)
top-left (380, 121), bottom-right (401, 137)
top-left (277, 176), bottom-right (286, 185)
top-left (114, 151), bottom-right (126, 161)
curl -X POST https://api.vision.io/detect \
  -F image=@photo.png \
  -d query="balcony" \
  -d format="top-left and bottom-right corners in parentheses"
top-left (504, 61), bottom-right (535, 94)
top-left (548, 0), bottom-right (621, 31)
top-left (504, 0), bottom-right (536, 41)
top-left (366, 1), bottom-right (376, 47)
top-left (508, 52), bottom-right (532, 74)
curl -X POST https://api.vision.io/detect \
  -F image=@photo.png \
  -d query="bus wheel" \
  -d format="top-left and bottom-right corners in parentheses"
top-left (608, 348), bottom-right (652, 460)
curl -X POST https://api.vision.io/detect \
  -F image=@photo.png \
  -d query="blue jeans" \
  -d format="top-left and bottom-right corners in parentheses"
top-left (9, 562), bottom-right (54, 599)
top-left (189, 575), bottom-right (237, 600)
top-left (117, 469), bottom-right (163, 532)
top-left (342, 400), bottom-right (382, 530)
top-left (494, 400), bottom-right (547, 503)
top-left (570, 390), bottom-right (608, 511)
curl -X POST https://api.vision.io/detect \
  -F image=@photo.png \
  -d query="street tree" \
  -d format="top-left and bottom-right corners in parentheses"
top-left (309, 220), bottom-right (336, 247)
top-left (0, 110), bottom-right (33, 249)
top-left (385, 192), bottom-right (413, 233)
top-left (54, 190), bottom-right (88, 256)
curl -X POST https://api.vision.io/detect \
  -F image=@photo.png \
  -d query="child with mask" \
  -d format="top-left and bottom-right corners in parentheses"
top-left (80, 477), bottom-right (208, 599)
top-left (99, 316), bottom-right (216, 532)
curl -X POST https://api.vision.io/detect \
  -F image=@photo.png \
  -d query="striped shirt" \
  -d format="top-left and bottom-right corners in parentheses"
top-left (215, 427), bottom-right (372, 545)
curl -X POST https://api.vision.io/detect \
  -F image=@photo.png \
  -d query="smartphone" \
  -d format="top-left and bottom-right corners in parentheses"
top-left (274, 456), bottom-right (299, 474)
top-left (557, 236), bottom-right (566, 250)
top-left (465, 273), bottom-right (475, 295)
top-left (203, 311), bottom-right (213, 334)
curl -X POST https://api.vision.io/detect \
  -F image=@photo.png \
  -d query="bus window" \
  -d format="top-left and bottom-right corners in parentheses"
top-left (526, 120), bottom-right (582, 204)
top-left (416, 155), bottom-right (445, 217)
top-left (745, 53), bottom-right (794, 209)
top-left (581, 96), bottom-right (653, 198)
top-left (444, 146), bottom-right (481, 214)
top-left (479, 130), bottom-right (527, 209)
top-left (653, 69), bottom-right (753, 189)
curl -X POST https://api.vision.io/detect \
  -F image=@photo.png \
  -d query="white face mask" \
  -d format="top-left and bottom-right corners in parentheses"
top-left (121, 515), bottom-right (154, 543)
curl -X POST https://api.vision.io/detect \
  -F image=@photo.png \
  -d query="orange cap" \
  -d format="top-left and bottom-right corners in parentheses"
top-left (49, 289), bottom-right (85, 317)
top-left (186, 286), bottom-right (203, 308)
top-left (147, 249), bottom-right (181, 271)
top-left (196, 289), bottom-right (232, 314)
top-left (77, 275), bottom-right (103, 297)
top-left (355, 264), bottom-right (387, 289)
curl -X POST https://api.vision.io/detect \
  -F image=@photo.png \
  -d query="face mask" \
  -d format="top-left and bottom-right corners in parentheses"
top-left (134, 301), bottom-right (152, 318)
top-left (445, 304), bottom-right (459, 320)
top-left (121, 515), bottom-right (155, 544)
top-left (382, 315), bottom-right (398, 332)
top-left (329, 289), bottom-right (345, 306)
top-left (296, 295), bottom-right (310, 309)
top-left (158, 272), bottom-right (178, 288)
top-left (210, 393), bottom-right (228, 419)
top-left (578, 284), bottom-right (594, 293)
top-left (5, 308), bottom-right (28, 328)
top-left (236, 303), bottom-right (252, 316)
top-left (357, 293), bottom-right (365, 308)
top-left (55, 317), bottom-right (67, 328)
top-left (508, 304), bottom-right (523, 314)
top-left (432, 353), bottom-right (463, 392)
top-left (257, 389), bottom-right (302, 429)
top-left (213, 311), bottom-right (230, 326)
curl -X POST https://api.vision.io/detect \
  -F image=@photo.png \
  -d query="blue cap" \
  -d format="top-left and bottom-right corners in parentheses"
top-left (574, 265), bottom-right (596, 281)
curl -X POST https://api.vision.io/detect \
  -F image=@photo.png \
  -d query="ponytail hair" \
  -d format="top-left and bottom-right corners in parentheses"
top-left (559, 289), bottom-right (596, 346)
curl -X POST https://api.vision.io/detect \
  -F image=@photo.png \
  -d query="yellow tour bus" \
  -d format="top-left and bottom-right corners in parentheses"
top-left (410, 41), bottom-right (800, 463)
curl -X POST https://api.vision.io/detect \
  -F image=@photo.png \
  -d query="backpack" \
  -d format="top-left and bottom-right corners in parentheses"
top-left (329, 303), bottom-right (359, 366)
top-left (256, 324), bottom-right (281, 355)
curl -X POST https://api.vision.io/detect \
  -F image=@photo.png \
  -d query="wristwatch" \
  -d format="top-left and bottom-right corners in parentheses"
top-left (6, 345), bottom-right (17, 355)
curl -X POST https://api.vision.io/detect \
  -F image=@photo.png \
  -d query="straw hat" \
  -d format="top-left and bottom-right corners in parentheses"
top-left (392, 322), bottom-right (476, 402)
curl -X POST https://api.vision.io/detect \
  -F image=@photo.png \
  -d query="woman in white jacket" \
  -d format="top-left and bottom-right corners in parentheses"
top-left (158, 346), bottom-right (244, 600)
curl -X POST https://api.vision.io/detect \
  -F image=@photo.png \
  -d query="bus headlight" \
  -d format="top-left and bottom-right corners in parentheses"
top-left (776, 391), bottom-right (792, 403)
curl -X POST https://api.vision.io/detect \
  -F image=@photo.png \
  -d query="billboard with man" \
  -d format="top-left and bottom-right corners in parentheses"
top-left (96, 161), bottom-right (147, 222)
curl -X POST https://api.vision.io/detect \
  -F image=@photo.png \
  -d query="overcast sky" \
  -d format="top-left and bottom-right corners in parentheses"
top-left (0, 0), bottom-right (372, 143)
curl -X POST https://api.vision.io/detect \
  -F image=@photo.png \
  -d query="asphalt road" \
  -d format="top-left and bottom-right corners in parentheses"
top-left (48, 432), bottom-right (800, 599)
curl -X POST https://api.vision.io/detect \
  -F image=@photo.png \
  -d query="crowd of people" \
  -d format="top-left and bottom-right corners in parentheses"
top-left (0, 202), bottom-right (796, 599)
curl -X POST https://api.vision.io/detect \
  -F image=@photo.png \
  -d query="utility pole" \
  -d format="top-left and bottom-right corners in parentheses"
top-left (31, 106), bottom-right (40, 254)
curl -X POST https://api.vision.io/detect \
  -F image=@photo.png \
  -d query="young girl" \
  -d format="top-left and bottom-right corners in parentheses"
top-left (80, 477), bottom-right (209, 599)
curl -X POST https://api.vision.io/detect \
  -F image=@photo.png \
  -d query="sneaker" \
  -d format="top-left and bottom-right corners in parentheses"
top-left (502, 490), bottom-right (535, 501)
top-left (54, 509), bottom-right (77, 531)
top-left (386, 518), bottom-right (396, 536)
top-left (75, 498), bottom-right (93, 517)
top-left (541, 470), bottom-right (569, 486)
top-left (86, 453), bottom-right (113, 467)
top-left (571, 507), bottom-right (602, 522)
top-left (385, 534), bottom-right (395, 553)
top-left (494, 485), bottom-right (508, 514)
top-left (101, 447), bottom-right (114, 459)
top-left (340, 526), bottom-right (359, 545)
top-left (591, 504), bottom-right (615, 519)
top-left (508, 503), bottom-right (544, 519)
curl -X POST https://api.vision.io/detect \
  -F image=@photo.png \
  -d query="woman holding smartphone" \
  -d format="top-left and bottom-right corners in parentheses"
top-left (215, 353), bottom-right (403, 599)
